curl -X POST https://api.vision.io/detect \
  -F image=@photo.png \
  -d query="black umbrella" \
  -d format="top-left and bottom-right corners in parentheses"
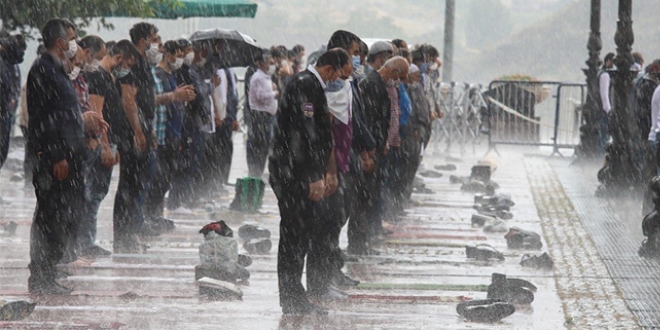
top-left (190, 28), bottom-right (263, 69)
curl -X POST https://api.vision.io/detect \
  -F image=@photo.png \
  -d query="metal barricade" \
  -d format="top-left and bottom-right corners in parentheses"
top-left (429, 82), bottom-right (488, 154)
top-left (485, 80), bottom-right (585, 156)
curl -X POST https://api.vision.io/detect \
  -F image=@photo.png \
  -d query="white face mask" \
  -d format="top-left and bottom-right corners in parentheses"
top-left (146, 43), bottom-right (162, 65)
top-left (64, 39), bottom-right (77, 59)
top-left (170, 57), bottom-right (183, 70)
top-left (84, 58), bottom-right (101, 72)
top-left (267, 64), bottom-right (276, 75)
top-left (184, 52), bottom-right (194, 66)
top-left (68, 66), bottom-right (81, 80)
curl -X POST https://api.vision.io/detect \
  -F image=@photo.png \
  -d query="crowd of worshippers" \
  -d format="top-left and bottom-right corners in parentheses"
top-left (0, 19), bottom-right (445, 304)
top-left (596, 51), bottom-right (660, 213)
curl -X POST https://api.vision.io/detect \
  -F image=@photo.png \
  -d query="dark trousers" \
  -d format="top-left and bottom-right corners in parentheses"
top-left (272, 177), bottom-right (322, 308)
top-left (643, 141), bottom-right (660, 216)
top-left (78, 146), bottom-right (113, 250)
top-left (307, 174), bottom-right (347, 295)
top-left (113, 147), bottom-right (149, 242)
top-left (401, 130), bottom-right (423, 200)
top-left (145, 146), bottom-right (178, 220)
top-left (21, 126), bottom-right (36, 183)
top-left (169, 130), bottom-right (206, 209)
top-left (247, 111), bottom-right (274, 178)
top-left (0, 112), bottom-right (12, 170)
top-left (28, 157), bottom-right (84, 286)
top-left (203, 123), bottom-right (233, 194)
top-left (347, 170), bottom-right (378, 252)
top-left (381, 148), bottom-right (407, 218)
top-left (599, 110), bottom-right (610, 151)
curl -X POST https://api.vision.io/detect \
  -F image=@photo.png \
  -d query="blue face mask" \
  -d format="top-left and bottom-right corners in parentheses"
top-left (352, 55), bottom-right (361, 72)
top-left (114, 68), bottom-right (130, 79)
top-left (420, 62), bottom-right (429, 74)
top-left (325, 79), bottom-right (345, 93)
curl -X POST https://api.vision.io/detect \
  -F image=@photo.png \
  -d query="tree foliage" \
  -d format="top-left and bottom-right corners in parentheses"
top-left (0, 0), bottom-right (177, 35)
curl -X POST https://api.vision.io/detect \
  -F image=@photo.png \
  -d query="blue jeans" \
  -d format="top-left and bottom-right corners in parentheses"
top-left (78, 146), bottom-right (113, 250)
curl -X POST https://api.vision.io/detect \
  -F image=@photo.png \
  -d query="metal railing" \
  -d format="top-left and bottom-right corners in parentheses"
top-left (428, 82), bottom-right (488, 154)
top-left (484, 80), bottom-right (586, 156)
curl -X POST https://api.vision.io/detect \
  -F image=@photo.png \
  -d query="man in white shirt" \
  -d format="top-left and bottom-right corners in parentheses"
top-left (598, 52), bottom-right (615, 149)
top-left (247, 52), bottom-right (279, 178)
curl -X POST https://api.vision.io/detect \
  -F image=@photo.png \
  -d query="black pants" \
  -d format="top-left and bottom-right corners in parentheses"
top-left (247, 111), bottom-right (274, 178)
top-left (205, 122), bottom-right (233, 192)
top-left (28, 157), bottom-right (84, 286)
top-left (0, 111), bottom-right (12, 170)
top-left (272, 177), bottom-right (325, 308)
top-left (113, 147), bottom-right (149, 242)
top-left (307, 174), bottom-right (347, 295)
top-left (145, 146), bottom-right (178, 220)
top-left (347, 170), bottom-right (378, 253)
top-left (21, 126), bottom-right (37, 184)
top-left (78, 146), bottom-right (113, 250)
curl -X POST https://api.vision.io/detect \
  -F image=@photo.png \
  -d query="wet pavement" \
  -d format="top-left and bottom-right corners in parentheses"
top-left (0, 136), bottom-right (647, 329)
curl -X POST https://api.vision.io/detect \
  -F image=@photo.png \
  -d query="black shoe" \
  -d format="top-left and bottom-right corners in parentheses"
top-left (81, 245), bottom-right (112, 258)
top-left (282, 302), bottom-right (328, 315)
top-left (0, 300), bottom-right (37, 321)
top-left (471, 214), bottom-right (495, 227)
top-left (434, 164), bottom-right (457, 171)
top-left (237, 254), bottom-right (253, 267)
top-left (28, 281), bottom-right (73, 295)
top-left (456, 299), bottom-right (516, 323)
top-left (148, 217), bottom-right (175, 232)
top-left (236, 265), bottom-right (251, 281)
top-left (238, 224), bottom-right (271, 240)
top-left (487, 273), bottom-right (535, 304)
top-left (465, 245), bottom-right (505, 261)
top-left (243, 238), bottom-right (272, 255)
top-left (332, 271), bottom-right (360, 288)
top-left (2, 221), bottom-right (17, 236)
top-left (419, 170), bottom-right (443, 178)
top-left (504, 227), bottom-right (542, 250)
top-left (520, 253), bottom-right (554, 270)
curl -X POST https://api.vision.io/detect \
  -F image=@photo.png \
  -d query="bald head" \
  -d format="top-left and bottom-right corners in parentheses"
top-left (379, 56), bottom-right (409, 81)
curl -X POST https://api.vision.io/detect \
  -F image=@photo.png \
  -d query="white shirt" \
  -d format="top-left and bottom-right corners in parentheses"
top-left (599, 72), bottom-right (611, 113)
top-left (249, 69), bottom-right (278, 115)
top-left (325, 78), bottom-right (352, 124)
top-left (649, 85), bottom-right (660, 142)
top-left (307, 65), bottom-right (326, 89)
top-left (213, 69), bottom-right (227, 120)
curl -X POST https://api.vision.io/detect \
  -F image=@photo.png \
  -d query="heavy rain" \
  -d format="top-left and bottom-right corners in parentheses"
top-left (1, 0), bottom-right (660, 329)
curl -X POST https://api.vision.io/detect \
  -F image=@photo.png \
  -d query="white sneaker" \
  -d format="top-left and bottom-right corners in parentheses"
top-left (170, 207), bottom-right (194, 215)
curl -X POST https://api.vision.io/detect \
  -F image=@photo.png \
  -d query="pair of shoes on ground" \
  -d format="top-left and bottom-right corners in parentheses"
top-left (239, 224), bottom-right (272, 254)
top-left (505, 227), bottom-right (542, 250)
top-left (487, 273), bottom-right (536, 304)
top-left (475, 193), bottom-right (515, 208)
top-left (434, 164), bottom-right (457, 171)
top-left (466, 244), bottom-right (504, 261)
top-left (0, 300), bottom-right (37, 321)
top-left (456, 298), bottom-right (515, 323)
top-left (520, 252), bottom-right (553, 269)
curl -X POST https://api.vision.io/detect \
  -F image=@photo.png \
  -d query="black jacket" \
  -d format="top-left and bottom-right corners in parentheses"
top-left (359, 70), bottom-right (390, 155)
top-left (633, 73), bottom-right (659, 141)
top-left (269, 69), bottom-right (333, 195)
top-left (349, 77), bottom-right (376, 173)
top-left (26, 52), bottom-right (84, 164)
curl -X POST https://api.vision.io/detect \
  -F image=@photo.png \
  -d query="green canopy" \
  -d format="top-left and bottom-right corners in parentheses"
top-left (151, 0), bottom-right (258, 19)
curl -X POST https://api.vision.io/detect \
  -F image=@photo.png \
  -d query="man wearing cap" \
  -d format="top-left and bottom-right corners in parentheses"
top-left (365, 40), bottom-right (393, 74)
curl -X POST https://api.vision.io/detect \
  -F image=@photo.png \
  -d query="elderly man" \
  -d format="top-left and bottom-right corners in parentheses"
top-left (351, 56), bottom-right (409, 256)
top-left (269, 48), bottom-right (350, 315)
